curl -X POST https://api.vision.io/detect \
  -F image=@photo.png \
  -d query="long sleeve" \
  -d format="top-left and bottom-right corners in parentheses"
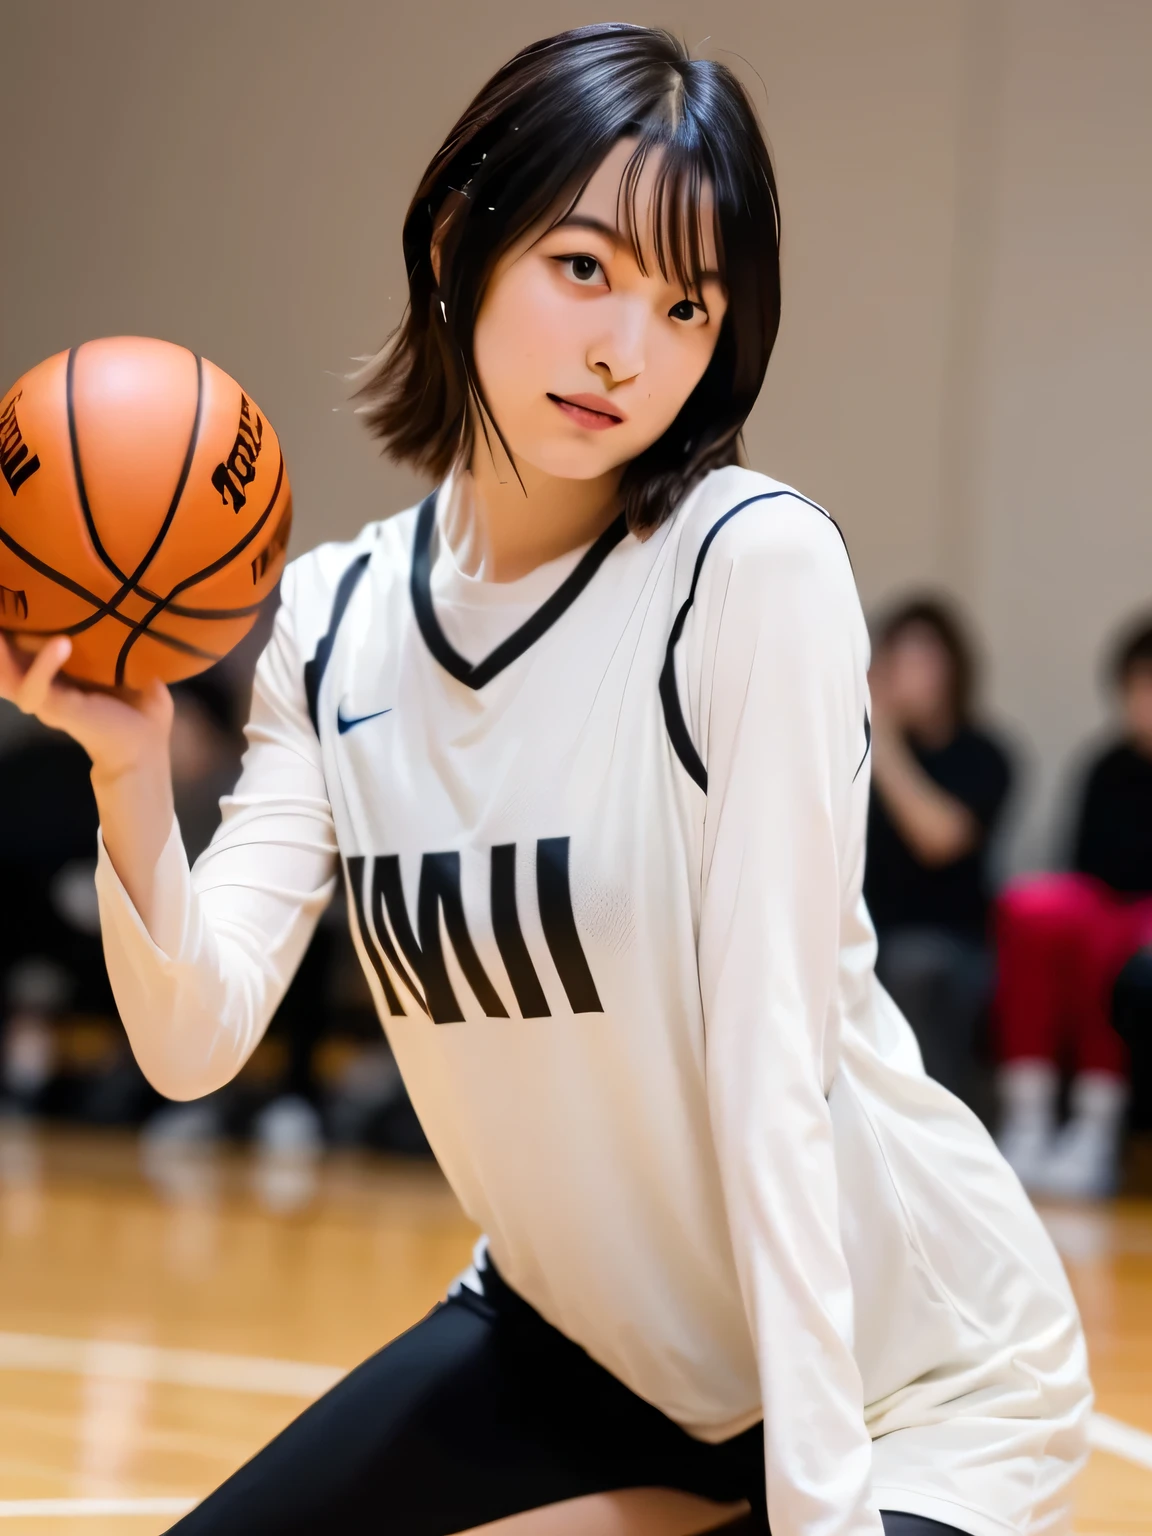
top-left (95, 567), bottom-right (339, 1101)
top-left (688, 496), bottom-right (882, 1536)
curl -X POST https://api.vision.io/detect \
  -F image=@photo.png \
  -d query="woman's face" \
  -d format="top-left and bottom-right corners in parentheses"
top-left (470, 138), bottom-right (729, 482)
top-left (874, 623), bottom-right (956, 730)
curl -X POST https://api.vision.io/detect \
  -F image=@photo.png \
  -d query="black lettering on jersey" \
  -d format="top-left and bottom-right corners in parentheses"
top-left (536, 837), bottom-right (602, 1013)
top-left (0, 585), bottom-right (28, 619)
top-left (211, 393), bottom-right (263, 513)
top-left (380, 852), bottom-right (508, 1024)
top-left (344, 840), bottom-right (603, 1023)
top-left (491, 843), bottom-right (550, 1017)
top-left (0, 393), bottom-right (42, 497)
top-left (344, 856), bottom-right (407, 1017)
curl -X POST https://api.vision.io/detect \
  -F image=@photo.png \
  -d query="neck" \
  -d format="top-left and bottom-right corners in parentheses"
top-left (444, 444), bottom-right (624, 583)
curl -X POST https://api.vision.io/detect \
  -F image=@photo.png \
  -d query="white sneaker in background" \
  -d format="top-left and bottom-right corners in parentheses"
top-left (253, 1094), bottom-right (324, 1156)
top-left (2, 1013), bottom-right (57, 1100)
top-left (142, 1101), bottom-right (224, 1145)
top-left (1031, 1071), bottom-right (1129, 1202)
top-left (995, 1058), bottom-right (1058, 1192)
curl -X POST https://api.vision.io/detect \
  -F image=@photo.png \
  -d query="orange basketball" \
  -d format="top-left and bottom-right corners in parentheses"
top-left (0, 337), bottom-right (292, 689)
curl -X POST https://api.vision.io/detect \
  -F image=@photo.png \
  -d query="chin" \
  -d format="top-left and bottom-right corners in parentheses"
top-left (514, 440), bottom-right (632, 482)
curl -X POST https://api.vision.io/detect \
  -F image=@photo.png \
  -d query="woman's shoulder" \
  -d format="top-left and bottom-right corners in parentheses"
top-left (279, 499), bottom-right (423, 618)
top-left (671, 465), bottom-right (854, 603)
top-left (674, 465), bottom-right (849, 569)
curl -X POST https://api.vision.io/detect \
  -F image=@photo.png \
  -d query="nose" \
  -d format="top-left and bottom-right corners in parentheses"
top-left (588, 295), bottom-right (646, 386)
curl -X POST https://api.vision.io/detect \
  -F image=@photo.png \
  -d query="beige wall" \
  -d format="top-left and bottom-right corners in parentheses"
top-left (1, 1), bottom-right (1148, 868)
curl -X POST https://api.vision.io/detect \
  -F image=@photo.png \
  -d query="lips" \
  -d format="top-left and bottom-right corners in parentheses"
top-left (547, 393), bottom-right (626, 430)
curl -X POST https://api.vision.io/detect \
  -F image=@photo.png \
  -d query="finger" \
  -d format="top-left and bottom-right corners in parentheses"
top-left (15, 636), bottom-right (73, 717)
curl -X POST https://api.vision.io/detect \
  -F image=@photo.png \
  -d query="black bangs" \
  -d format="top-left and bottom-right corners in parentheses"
top-left (600, 136), bottom-right (713, 298)
top-left (355, 23), bottom-right (782, 533)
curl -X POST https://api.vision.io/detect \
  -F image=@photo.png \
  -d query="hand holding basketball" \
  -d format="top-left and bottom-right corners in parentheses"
top-left (0, 632), bottom-right (173, 781)
top-left (0, 335), bottom-right (292, 918)
top-left (0, 336), bottom-right (292, 689)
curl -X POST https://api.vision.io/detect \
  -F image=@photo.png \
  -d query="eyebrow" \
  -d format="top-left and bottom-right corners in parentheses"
top-left (550, 214), bottom-right (722, 285)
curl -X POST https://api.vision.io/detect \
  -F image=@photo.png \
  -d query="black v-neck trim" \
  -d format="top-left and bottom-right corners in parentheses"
top-left (409, 488), bottom-right (630, 689)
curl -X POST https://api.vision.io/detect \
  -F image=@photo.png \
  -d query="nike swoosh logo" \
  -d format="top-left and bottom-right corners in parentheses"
top-left (337, 706), bottom-right (392, 735)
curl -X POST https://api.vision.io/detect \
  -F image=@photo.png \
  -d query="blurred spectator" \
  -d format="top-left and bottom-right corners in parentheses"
top-left (995, 616), bottom-right (1152, 1200)
top-left (865, 598), bottom-right (1013, 1108)
top-left (0, 728), bottom-right (109, 1111)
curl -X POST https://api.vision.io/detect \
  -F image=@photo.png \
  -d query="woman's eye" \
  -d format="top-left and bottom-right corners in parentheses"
top-left (669, 298), bottom-right (704, 323)
top-left (559, 254), bottom-right (605, 286)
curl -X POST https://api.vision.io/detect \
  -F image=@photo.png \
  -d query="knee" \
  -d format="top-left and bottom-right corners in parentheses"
top-left (997, 873), bottom-right (1097, 937)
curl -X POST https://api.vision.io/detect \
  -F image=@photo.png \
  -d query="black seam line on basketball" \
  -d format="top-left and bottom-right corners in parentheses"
top-left (0, 523), bottom-right (237, 650)
top-left (410, 487), bottom-right (630, 690)
top-left (113, 448), bottom-right (285, 686)
top-left (164, 598), bottom-right (267, 620)
top-left (659, 489), bottom-right (843, 795)
top-left (0, 522), bottom-right (113, 610)
top-left (66, 345), bottom-right (130, 584)
top-left (108, 351), bottom-right (205, 617)
top-left (4, 618), bottom-right (221, 662)
top-left (63, 349), bottom-right (206, 632)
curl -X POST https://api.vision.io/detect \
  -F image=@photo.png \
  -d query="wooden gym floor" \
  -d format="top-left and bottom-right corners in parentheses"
top-left (0, 1124), bottom-right (1150, 1535)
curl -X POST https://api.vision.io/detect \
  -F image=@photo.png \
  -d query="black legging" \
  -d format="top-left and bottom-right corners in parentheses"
top-left (168, 1257), bottom-right (969, 1536)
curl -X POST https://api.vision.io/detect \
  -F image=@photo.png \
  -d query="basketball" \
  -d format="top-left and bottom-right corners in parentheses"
top-left (0, 337), bottom-right (292, 689)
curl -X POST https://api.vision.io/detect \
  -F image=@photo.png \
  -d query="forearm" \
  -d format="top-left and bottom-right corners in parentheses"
top-left (95, 769), bottom-right (339, 1100)
top-left (91, 745), bottom-right (176, 933)
top-left (870, 731), bottom-right (976, 865)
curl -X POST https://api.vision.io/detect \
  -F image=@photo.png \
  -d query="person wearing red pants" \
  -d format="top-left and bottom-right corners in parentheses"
top-left (996, 617), bottom-right (1152, 1199)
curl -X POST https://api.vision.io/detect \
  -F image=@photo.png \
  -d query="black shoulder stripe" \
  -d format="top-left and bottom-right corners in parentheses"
top-left (853, 710), bottom-right (872, 782)
top-left (660, 489), bottom-right (840, 794)
top-left (303, 551), bottom-right (372, 735)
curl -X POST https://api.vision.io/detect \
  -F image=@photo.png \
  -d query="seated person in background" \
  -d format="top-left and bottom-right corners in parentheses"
top-left (0, 723), bottom-right (106, 1108)
top-left (865, 597), bottom-right (1013, 1108)
top-left (995, 616), bottom-right (1152, 1200)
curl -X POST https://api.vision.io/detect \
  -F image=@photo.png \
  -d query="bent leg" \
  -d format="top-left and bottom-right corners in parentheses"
top-left (993, 874), bottom-right (1106, 1065)
top-left (1064, 890), bottom-right (1152, 1077)
top-left (166, 1268), bottom-right (762, 1536)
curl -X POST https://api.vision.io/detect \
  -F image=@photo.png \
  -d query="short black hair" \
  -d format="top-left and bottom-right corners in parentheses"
top-left (355, 24), bottom-right (781, 533)
top-left (1110, 615), bottom-right (1152, 689)
top-left (873, 596), bottom-right (979, 725)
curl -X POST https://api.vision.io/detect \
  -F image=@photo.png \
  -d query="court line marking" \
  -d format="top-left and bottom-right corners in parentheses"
top-left (0, 1331), bottom-right (342, 1398)
top-left (1087, 1411), bottom-right (1152, 1471)
top-left (0, 1498), bottom-right (196, 1517)
top-left (0, 1333), bottom-right (1151, 1491)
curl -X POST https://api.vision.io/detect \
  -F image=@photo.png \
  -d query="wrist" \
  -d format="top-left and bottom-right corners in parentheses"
top-left (90, 743), bottom-right (172, 801)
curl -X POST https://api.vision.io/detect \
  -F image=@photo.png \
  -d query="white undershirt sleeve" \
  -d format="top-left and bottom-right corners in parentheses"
top-left (94, 574), bottom-right (339, 1102)
top-left (691, 499), bottom-right (883, 1536)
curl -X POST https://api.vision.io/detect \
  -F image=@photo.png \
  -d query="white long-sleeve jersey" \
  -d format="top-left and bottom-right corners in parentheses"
top-left (96, 466), bottom-right (1090, 1536)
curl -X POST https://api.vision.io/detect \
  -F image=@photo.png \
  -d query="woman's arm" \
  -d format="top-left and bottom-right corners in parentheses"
top-left (92, 573), bottom-right (339, 1101)
top-left (687, 495), bottom-right (883, 1536)
top-left (866, 720), bottom-right (977, 866)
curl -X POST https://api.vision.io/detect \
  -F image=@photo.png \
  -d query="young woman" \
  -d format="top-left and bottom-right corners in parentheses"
top-left (0, 25), bottom-right (1090, 1536)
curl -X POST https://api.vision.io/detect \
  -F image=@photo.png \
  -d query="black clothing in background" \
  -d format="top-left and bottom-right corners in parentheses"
top-left (1073, 743), bottom-right (1152, 894)
top-left (865, 728), bottom-right (1012, 938)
